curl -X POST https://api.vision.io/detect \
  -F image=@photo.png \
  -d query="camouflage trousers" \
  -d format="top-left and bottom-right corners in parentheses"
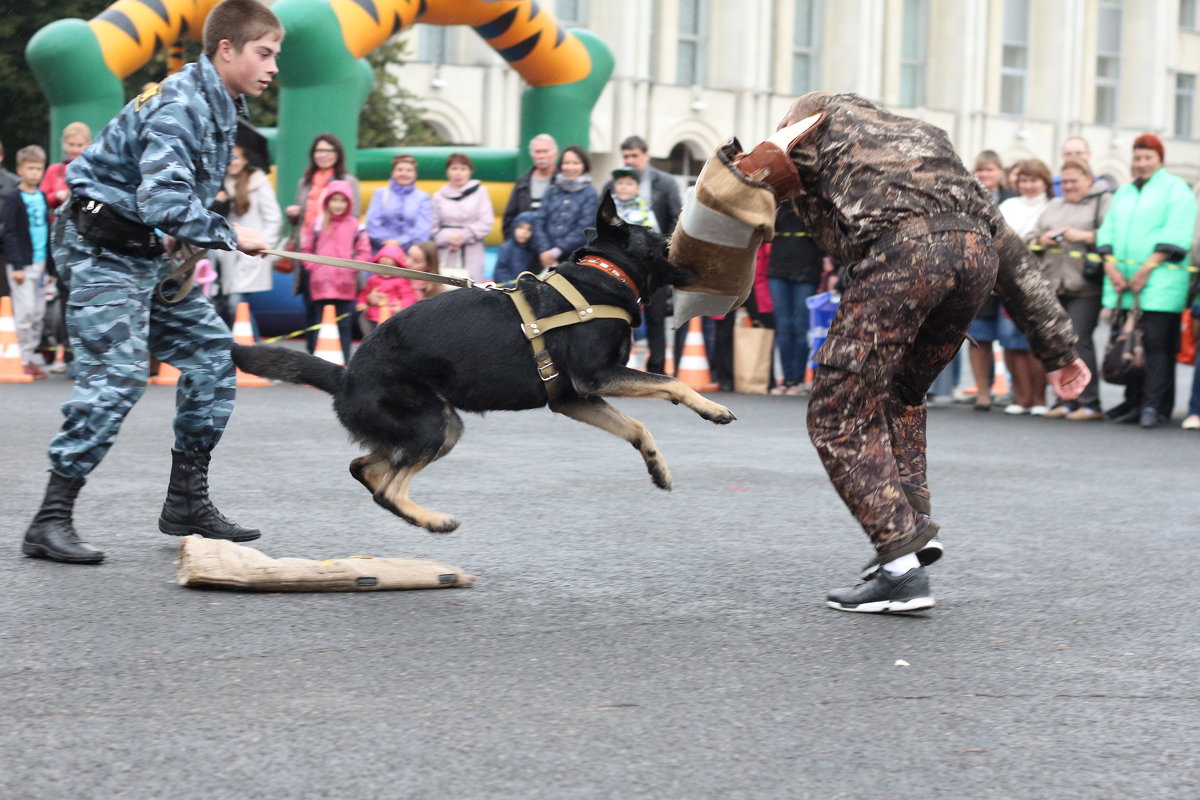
top-left (807, 230), bottom-right (998, 564)
top-left (47, 218), bottom-right (236, 478)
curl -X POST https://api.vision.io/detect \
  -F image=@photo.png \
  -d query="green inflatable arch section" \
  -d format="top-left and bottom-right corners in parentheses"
top-left (27, 0), bottom-right (615, 198)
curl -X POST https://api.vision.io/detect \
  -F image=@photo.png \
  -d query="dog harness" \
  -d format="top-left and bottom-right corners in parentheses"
top-left (503, 257), bottom-right (637, 400)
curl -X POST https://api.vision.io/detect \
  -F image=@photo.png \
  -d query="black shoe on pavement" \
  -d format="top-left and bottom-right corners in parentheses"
top-left (1113, 407), bottom-right (1141, 425)
top-left (22, 471), bottom-right (105, 564)
top-left (826, 566), bottom-right (934, 613)
top-left (158, 449), bottom-right (261, 541)
top-left (1139, 407), bottom-right (1162, 429)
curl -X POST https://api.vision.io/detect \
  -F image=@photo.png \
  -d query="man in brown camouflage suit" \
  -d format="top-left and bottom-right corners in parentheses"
top-left (736, 92), bottom-right (1090, 612)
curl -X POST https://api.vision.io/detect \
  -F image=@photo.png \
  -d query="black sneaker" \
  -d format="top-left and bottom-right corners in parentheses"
top-left (826, 567), bottom-right (935, 613)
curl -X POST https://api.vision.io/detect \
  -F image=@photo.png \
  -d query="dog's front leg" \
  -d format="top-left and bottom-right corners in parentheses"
top-left (573, 367), bottom-right (736, 425)
top-left (552, 397), bottom-right (672, 490)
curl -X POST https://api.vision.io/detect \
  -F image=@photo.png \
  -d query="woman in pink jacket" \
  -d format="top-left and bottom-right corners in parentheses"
top-left (301, 180), bottom-right (371, 362)
top-left (430, 152), bottom-right (495, 283)
top-left (356, 243), bottom-right (417, 336)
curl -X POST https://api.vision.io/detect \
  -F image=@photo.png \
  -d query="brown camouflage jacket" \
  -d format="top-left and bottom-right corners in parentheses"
top-left (782, 92), bottom-right (1078, 371)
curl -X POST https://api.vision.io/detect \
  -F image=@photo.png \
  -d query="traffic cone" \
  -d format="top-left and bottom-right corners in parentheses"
top-left (0, 296), bottom-right (33, 382)
top-left (232, 302), bottom-right (270, 386)
top-left (149, 359), bottom-right (181, 386)
top-left (314, 304), bottom-right (345, 365)
top-left (991, 342), bottom-right (1009, 398)
top-left (664, 336), bottom-right (675, 376)
top-left (625, 334), bottom-right (643, 371)
top-left (676, 317), bottom-right (718, 392)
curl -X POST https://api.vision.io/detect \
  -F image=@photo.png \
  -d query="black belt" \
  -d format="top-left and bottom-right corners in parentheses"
top-left (868, 213), bottom-right (991, 257)
top-left (72, 197), bottom-right (165, 258)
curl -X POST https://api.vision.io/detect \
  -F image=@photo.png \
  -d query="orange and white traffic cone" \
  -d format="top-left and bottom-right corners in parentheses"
top-left (232, 302), bottom-right (270, 387)
top-left (0, 297), bottom-right (33, 382)
top-left (149, 359), bottom-right (181, 386)
top-left (314, 304), bottom-right (345, 365)
top-left (676, 317), bottom-right (718, 392)
top-left (991, 342), bottom-right (1009, 398)
top-left (626, 334), bottom-right (643, 371)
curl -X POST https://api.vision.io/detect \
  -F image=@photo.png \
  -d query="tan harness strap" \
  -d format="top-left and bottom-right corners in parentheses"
top-left (504, 270), bottom-right (634, 399)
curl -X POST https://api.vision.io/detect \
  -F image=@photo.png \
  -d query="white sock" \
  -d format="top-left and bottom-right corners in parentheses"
top-left (881, 552), bottom-right (921, 576)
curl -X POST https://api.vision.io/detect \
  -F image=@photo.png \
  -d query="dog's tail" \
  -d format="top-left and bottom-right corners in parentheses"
top-left (232, 344), bottom-right (344, 395)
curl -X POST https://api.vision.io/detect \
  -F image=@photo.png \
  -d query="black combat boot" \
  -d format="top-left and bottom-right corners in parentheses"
top-left (22, 472), bottom-right (105, 564)
top-left (158, 449), bottom-right (261, 541)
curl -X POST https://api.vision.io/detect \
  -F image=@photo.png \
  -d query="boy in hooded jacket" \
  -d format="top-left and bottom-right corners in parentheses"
top-left (492, 211), bottom-right (539, 285)
top-left (301, 180), bottom-right (371, 364)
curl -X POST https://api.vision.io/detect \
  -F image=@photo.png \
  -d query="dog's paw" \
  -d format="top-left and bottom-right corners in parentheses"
top-left (648, 461), bottom-right (672, 491)
top-left (422, 513), bottom-right (461, 534)
top-left (700, 403), bottom-right (737, 425)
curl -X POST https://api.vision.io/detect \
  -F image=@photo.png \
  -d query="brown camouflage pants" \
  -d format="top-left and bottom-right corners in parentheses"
top-left (807, 231), bottom-right (999, 564)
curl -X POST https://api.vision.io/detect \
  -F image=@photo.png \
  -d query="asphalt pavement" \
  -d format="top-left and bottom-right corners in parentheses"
top-left (2, 368), bottom-right (1198, 799)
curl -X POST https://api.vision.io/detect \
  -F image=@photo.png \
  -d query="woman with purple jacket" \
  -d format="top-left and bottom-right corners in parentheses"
top-left (365, 154), bottom-right (432, 255)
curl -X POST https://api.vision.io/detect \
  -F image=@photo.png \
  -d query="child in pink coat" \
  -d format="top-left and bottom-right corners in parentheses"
top-left (357, 243), bottom-right (417, 335)
top-left (301, 179), bottom-right (371, 362)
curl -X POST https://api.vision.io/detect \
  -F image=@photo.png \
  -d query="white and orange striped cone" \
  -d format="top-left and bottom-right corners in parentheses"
top-left (0, 296), bottom-right (33, 382)
top-left (991, 342), bottom-right (1009, 398)
top-left (663, 337), bottom-right (675, 376)
top-left (676, 317), bottom-right (718, 392)
top-left (232, 302), bottom-right (270, 387)
top-left (149, 358), bottom-right (181, 386)
top-left (625, 334), bottom-right (643, 371)
top-left (314, 304), bottom-right (345, 365)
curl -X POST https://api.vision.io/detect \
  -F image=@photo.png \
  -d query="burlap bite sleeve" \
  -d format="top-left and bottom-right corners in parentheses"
top-left (175, 535), bottom-right (475, 592)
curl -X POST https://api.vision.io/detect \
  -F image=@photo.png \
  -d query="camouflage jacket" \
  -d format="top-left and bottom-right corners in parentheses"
top-left (782, 92), bottom-right (1078, 371)
top-left (67, 54), bottom-right (239, 251)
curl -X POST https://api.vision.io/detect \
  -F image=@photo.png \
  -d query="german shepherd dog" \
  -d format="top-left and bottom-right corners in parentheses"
top-left (233, 195), bottom-right (736, 533)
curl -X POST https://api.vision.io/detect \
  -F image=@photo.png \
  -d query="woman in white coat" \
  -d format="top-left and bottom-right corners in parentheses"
top-left (215, 141), bottom-right (282, 328)
top-left (430, 152), bottom-right (494, 282)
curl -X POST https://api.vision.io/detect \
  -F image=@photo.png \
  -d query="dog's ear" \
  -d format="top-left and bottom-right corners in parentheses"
top-left (596, 192), bottom-right (626, 231)
top-left (583, 226), bottom-right (599, 243)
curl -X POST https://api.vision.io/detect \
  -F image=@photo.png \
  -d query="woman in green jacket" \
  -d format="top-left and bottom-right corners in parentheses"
top-left (1095, 134), bottom-right (1197, 428)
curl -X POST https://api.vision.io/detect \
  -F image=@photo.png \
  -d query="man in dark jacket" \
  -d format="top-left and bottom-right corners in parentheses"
top-left (501, 134), bottom-right (559, 239)
top-left (733, 92), bottom-right (1089, 613)
top-left (600, 136), bottom-right (684, 375)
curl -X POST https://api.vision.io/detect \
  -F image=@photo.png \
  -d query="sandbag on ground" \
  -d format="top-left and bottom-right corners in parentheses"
top-left (175, 535), bottom-right (475, 592)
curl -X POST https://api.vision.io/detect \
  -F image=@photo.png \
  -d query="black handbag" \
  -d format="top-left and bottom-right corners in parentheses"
top-left (1081, 195), bottom-right (1106, 285)
top-left (1101, 293), bottom-right (1144, 385)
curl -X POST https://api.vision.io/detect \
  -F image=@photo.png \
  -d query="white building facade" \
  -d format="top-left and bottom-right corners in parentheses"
top-left (399, 0), bottom-right (1200, 187)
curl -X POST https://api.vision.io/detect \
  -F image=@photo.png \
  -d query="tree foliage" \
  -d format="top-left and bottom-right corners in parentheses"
top-left (0, 1), bottom-right (110, 155)
top-left (358, 35), bottom-right (444, 149)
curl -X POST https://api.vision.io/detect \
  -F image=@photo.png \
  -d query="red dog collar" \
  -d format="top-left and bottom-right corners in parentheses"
top-left (577, 255), bottom-right (640, 303)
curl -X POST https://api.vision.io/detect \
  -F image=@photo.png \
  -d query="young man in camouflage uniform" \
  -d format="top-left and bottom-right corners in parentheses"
top-left (736, 92), bottom-right (1090, 612)
top-left (21, 0), bottom-right (284, 565)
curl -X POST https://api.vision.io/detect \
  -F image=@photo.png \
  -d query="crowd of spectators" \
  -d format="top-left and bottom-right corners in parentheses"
top-left (3, 119), bottom-right (1198, 431)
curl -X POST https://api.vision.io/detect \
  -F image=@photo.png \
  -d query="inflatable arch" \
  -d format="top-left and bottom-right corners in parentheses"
top-left (26, 0), bottom-right (614, 203)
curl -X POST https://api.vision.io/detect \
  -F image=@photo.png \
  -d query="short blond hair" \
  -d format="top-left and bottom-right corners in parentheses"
top-left (61, 122), bottom-right (91, 143)
top-left (16, 145), bottom-right (46, 167)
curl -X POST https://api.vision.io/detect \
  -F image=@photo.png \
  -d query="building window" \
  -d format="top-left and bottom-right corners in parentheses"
top-left (1095, 0), bottom-right (1122, 125)
top-left (556, 0), bottom-right (589, 27)
top-left (792, 0), bottom-right (821, 95)
top-left (1000, 0), bottom-right (1029, 115)
top-left (1176, 74), bottom-right (1195, 139)
top-left (417, 26), bottom-right (453, 63)
top-left (676, 0), bottom-right (709, 86)
top-left (1182, 0), bottom-right (1197, 30)
top-left (899, 0), bottom-right (928, 107)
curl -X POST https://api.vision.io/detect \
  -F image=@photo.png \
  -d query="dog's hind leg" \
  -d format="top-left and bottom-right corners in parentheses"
top-left (367, 403), bottom-right (465, 534)
top-left (374, 461), bottom-right (460, 533)
top-left (574, 367), bottom-right (737, 425)
top-left (349, 452), bottom-right (393, 494)
top-left (553, 397), bottom-right (672, 490)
